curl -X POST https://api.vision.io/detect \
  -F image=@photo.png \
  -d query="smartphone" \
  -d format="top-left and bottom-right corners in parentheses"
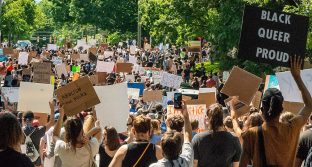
top-left (174, 93), bottom-right (182, 109)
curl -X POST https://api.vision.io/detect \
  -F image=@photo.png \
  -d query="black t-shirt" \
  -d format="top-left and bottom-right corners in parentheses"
top-left (192, 131), bottom-right (242, 167)
top-left (99, 145), bottom-right (113, 167)
top-left (122, 142), bottom-right (157, 167)
top-left (0, 148), bottom-right (34, 167)
top-left (297, 129), bottom-right (312, 160)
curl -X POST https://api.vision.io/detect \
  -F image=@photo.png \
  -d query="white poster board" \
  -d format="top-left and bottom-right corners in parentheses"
top-left (199, 88), bottom-right (216, 93)
top-left (129, 55), bottom-right (137, 64)
top-left (276, 69), bottom-right (312, 103)
top-left (127, 88), bottom-right (140, 100)
top-left (18, 52), bottom-right (29, 65)
top-left (95, 83), bottom-right (129, 132)
top-left (96, 61), bottom-right (115, 73)
top-left (160, 72), bottom-right (183, 89)
top-left (104, 51), bottom-right (114, 58)
top-left (18, 82), bottom-right (54, 113)
top-left (1, 87), bottom-right (19, 103)
top-left (130, 45), bottom-right (136, 55)
top-left (52, 57), bottom-right (62, 65)
top-left (125, 75), bottom-right (135, 82)
top-left (47, 44), bottom-right (57, 51)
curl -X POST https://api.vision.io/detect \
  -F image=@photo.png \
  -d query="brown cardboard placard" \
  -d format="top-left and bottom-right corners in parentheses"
top-left (251, 91), bottom-right (262, 109)
top-left (33, 62), bottom-right (52, 84)
top-left (29, 51), bottom-right (37, 58)
top-left (3, 48), bottom-right (14, 55)
top-left (89, 75), bottom-right (98, 85)
top-left (283, 101), bottom-right (304, 115)
top-left (71, 54), bottom-right (80, 61)
top-left (224, 98), bottom-right (251, 118)
top-left (182, 95), bottom-right (192, 101)
top-left (55, 76), bottom-right (100, 116)
top-left (185, 99), bottom-right (206, 105)
top-left (143, 90), bottom-right (163, 102)
top-left (198, 92), bottom-right (216, 108)
top-left (96, 72), bottom-right (107, 84)
top-left (221, 66), bottom-right (262, 105)
top-left (116, 63), bottom-right (133, 73)
top-left (89, 47), bottom-right (97, 55)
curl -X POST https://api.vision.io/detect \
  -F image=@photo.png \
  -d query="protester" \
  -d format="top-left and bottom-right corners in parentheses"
top-left (239, 56), bottom-right (312, 167)
top-left (109, 115), bottom-right (163, 167)
top-left (99, 126), bottom-right (121, 167)
top-left (0, 112), bottom-right (34, 167)
top-left (150, 103), bottom-right (193, 167)
top-left (192, 103), bottom-right (242, 167)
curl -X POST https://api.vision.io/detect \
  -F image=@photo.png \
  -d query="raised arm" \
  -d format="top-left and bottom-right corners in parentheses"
top-left (53, 106), bottom-right (64, 142)
top-left (46, 100), bottom-right (55, 130)
top-left (182, 102), bottom-right (192, 142)
top-left (291, 56), bottom-right (312, 125)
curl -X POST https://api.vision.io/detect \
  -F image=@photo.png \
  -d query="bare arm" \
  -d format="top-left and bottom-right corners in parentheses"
top-left (233, 162), bottom-right (239, 167)
top-left (85, 120), bottom-right (102, 142)
top-left (109, 145), bottom-right (128, 167)
top-left (45, 100), bottom-right (55, 131)
top-left (182, 102), bottom-right (192, 142)
top-left (193, 160), bottom-right (198, 167)
top-left (155, 145), bottom-right (163, 160)
top-left (53, 106), bottom-right (64, 142)
top-left (291, 56), bottom-right (312, 125)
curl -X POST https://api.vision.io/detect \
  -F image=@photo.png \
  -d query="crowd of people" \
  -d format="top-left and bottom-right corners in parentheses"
top-left (0, 42), bottom-right (311, 167)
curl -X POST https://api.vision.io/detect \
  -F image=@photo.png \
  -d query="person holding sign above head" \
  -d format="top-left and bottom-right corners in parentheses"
top-left (239, 56), bottom-right (312, 167)
top-left (53, 106), bottom-right (102, 167)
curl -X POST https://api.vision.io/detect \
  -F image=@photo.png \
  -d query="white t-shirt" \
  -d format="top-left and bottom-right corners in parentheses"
top-left (55, 137), bottom-right (100, 167)
top-left (149, 142), bottom-right (194, 167)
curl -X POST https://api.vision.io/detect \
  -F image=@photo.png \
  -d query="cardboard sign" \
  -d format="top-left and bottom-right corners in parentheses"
top-left (188, 41), bottom-right (201, 52)
top-left (264, 75), bottom-right (280, 91)
top-left (33, 62), bottom-right (52, 84)
top-left (80, 54), bottom-right (89, 62)
top-left (18, 82), bottom-right (54, 113)
top-left (96, 61), bottom-right (115, 73)
top-left (71, 54), bottom-right (80, 61)
top-left (96, 72), bottom-right (107, 84)
top-left (127, 83), bottom-right (144, 96)
top-left (167, 105), bottom-right (206, 132)
top-left (3, 48), bottom-right (14, 55)
top-left (283, 101), bottom-right (304, 115)
top-left (18, 52), bottom-right (29, 65)
top-left (251, 91), bottom-right (262, 109)
top-left (89, 75), bottom-right (98, 85)
top-left (143, 90), bottom-right (163, 102)
top-left (224, 98), bottom-right (251, 118)
top-left (198, 92), bottom-right (216, 108)
top-left (104, 51), bottom-right (114, 58)
top-left (89, 48), bottom-right (97, 55)
top-left (29, 51), bottom-right (37, 57)
top-left (127, 88), bottom-right (140, 100)
top-left (116, 63), bottom-right (133, 73)
top-left (1, 87), bottom-right (19, 103)
top-left (221, 66), bottom-right (262, 105)
top-left (55, 64), bottom-right (68, 78)
top-left (238, 5), bottom-right (309, 67)
top-left (94, 83), bottom-right (129, 132)
top-left (130, 45), bottom-right (136, 55)
top-left (160, 72), bottom-right (183, 89)
top-left (276, 69), bottom-right (312, 103)
top-left (55, 76), bottom-right (100, 116)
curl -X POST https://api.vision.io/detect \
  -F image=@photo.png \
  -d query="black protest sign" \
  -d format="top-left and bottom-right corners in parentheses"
top-left (238, 5), bottom-right (309, 67)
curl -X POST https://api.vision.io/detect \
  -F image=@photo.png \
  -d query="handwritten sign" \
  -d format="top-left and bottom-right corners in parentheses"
top-left (127, 88), bottom-right (140, 100)
top-left (221, 66), bottom-right (262, 105)
top-left (160, 72), bottom-right (183, 89)
top-left (96, 61), bottom-right (115, 73)
top-left (1, 87), bottom-right (19, 103)
top-left (143, 90), bottom-right (163, 102)
top-left (238, 5), bottom-right (309, 67)
top-left (33, 62), bottom-right (52, 84)
top-left (18, 52), bottom-right (29, 65)
top-left (55, 64), bottom-right (68, 78)
top-left (52, 57), bottom-right (62, 65)
top-left (18, 82), bottom-right (54, 113)
top-left (89, 48), bottom-right (97, 55)
top-left (167, 105), bottom-right (206, 132)
top-left (276, 69), bottom-right (312, 103)
top-left (55, 76), bottom-right (100, 116)
top-left (116, 63), bottom-right (133, 73)
top-left (96, 72), bottom-right (107, 84)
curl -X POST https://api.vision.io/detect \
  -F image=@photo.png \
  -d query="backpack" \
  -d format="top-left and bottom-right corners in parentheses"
top-left (23, 129), bottom-right (40, 162)
top-left (304, 147), bottom-right (312, 167)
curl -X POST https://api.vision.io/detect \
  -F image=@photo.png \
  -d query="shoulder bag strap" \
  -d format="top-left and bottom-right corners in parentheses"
top-left (132, 143), bottom-right (151, 167)
top-left (258, 125), bottom-right (268, 167)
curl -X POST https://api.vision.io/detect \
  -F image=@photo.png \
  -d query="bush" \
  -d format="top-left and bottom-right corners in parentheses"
top-left (195, 61), bottom-right (220, 74)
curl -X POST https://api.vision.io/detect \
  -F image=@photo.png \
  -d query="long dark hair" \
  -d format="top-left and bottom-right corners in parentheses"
top-left (104, 126), bottom-right (120, 151)
top-left (64, 118), bottom-right (83, 150)
top-left (0, 112), bottom-right (23, 150)
top-left (261, 88), bottom-right (284, 122)
top-left (207, 104), bottom-right (224, 133)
